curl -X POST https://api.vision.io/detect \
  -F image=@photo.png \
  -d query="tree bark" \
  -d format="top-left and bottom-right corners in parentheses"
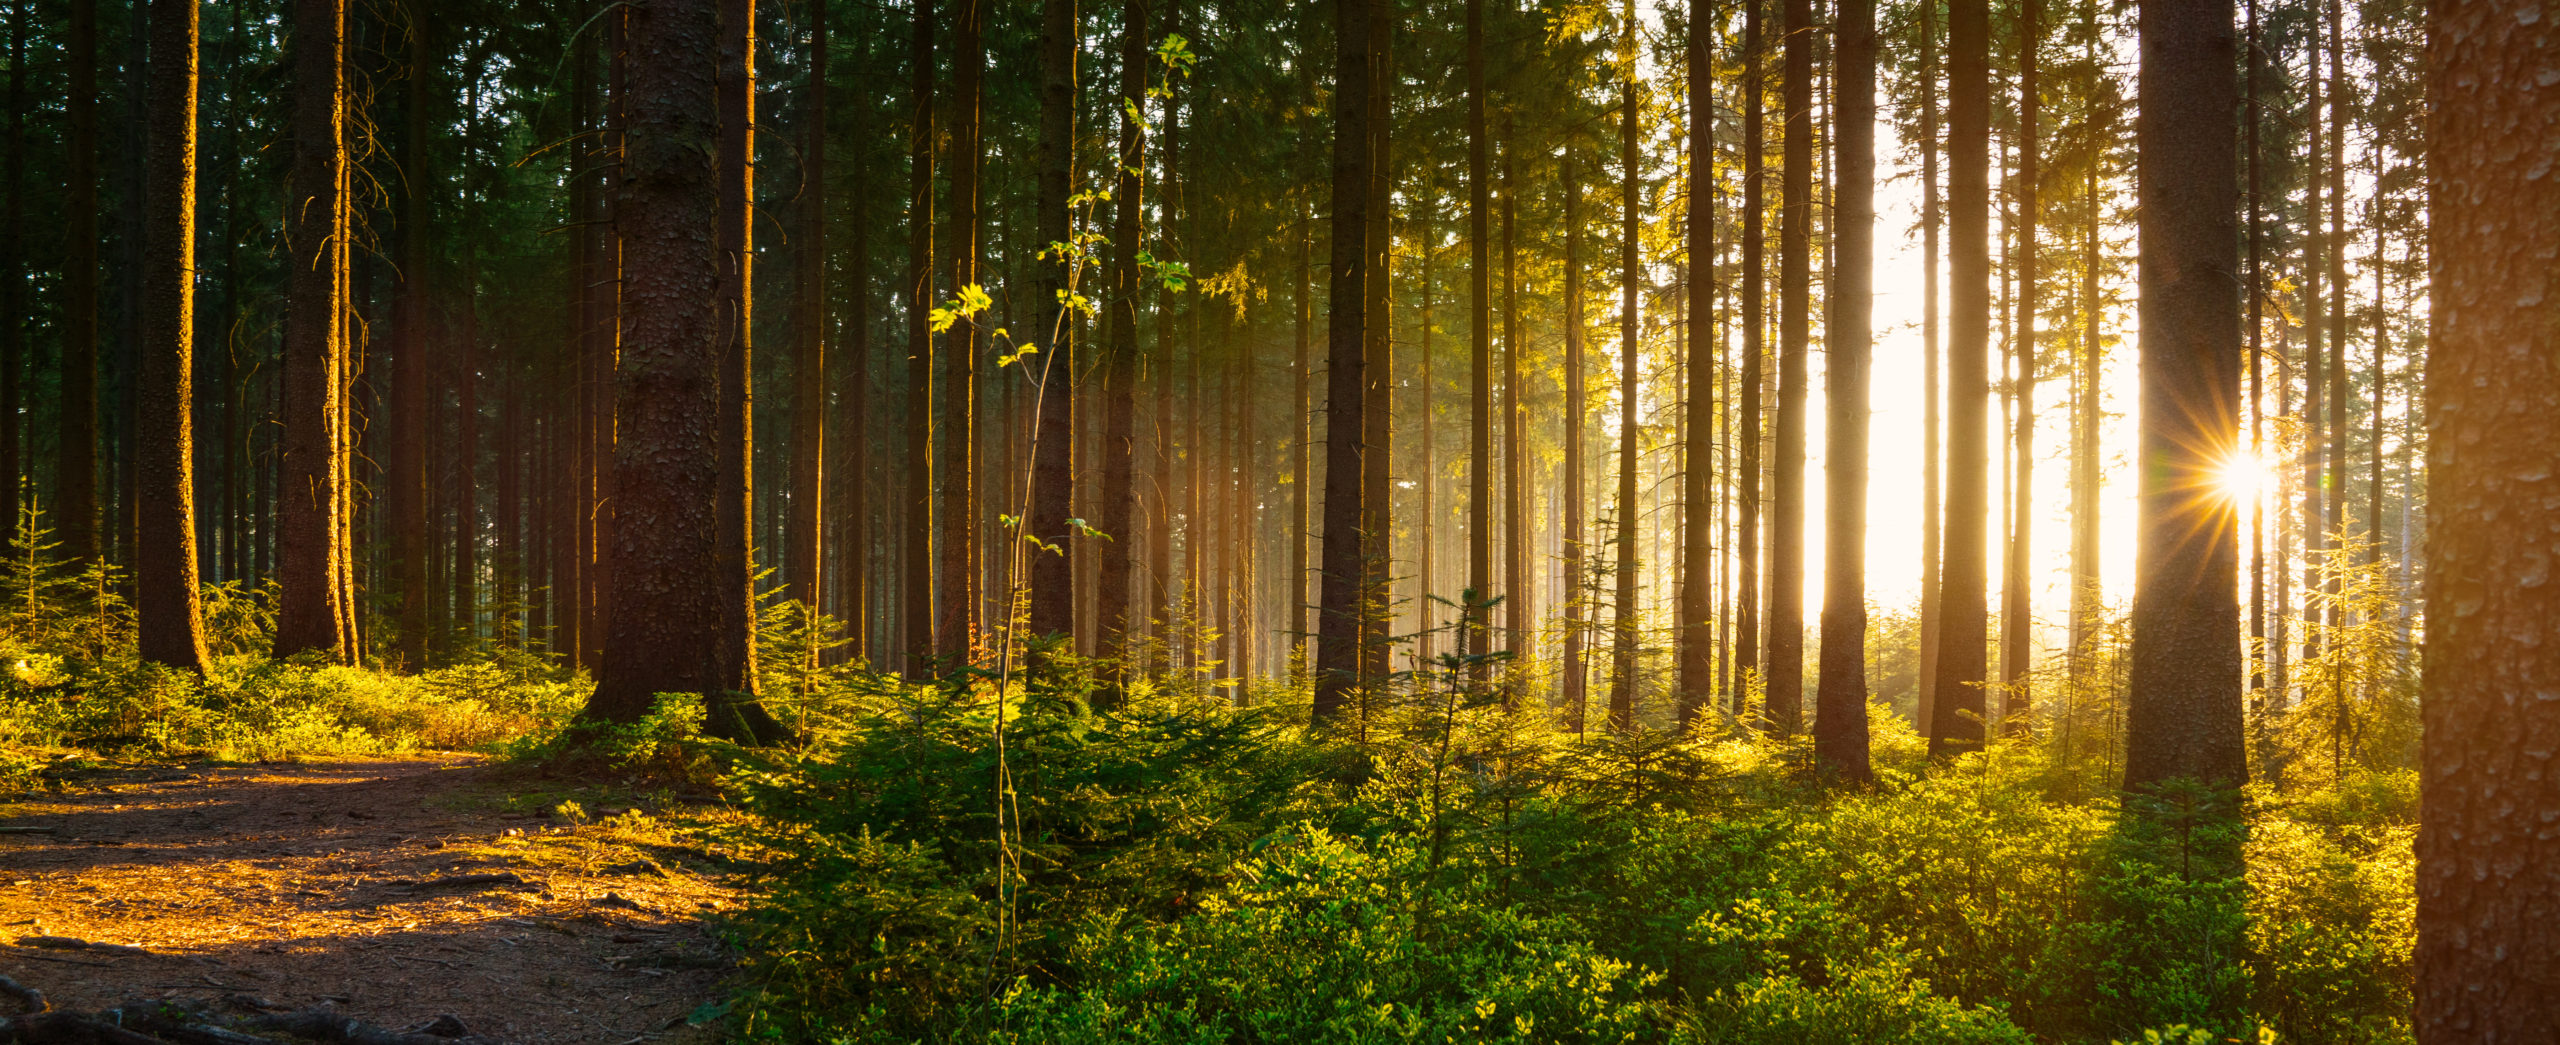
top-left (587, 0), bottom-right (726, 725)
top-left (2, 0), bottom-right (24, 548)
top-left (135, 0), bottom-right (209, 675)
top-left (900, 0), bottom-right (935, 675)
top-left (2122, 0), bottom-right (2244, 790)
top-left (2416, 0), bottom-right (2560, 1024)
top-left (2002, 0), bottom-right (2040, 732)
top-left (1500, 114), bottom-right (1527, 672)
top-left (1677, 0), bottom-right (1715, 729)
top-left (1313, 0), bottom-right (1373, 722)
top-left (1094, 0), bottom-right (1147, 700)
top-left (1813, 0), bottom-right (1873, 779)
top-left (939, 0), bottom-right (983, 662)
top-left (58, 0), bottom-right (101, 571)
top-left (1734, 0), bottom-right (1765, 717)
top-left (1916, 0), bottom-right (1943, 735)
top-left (787, 0), bottom-right (828, 615)
top-left (392, 0), bottom-right (433, 670)
top-left (1608, 5), bottom-right (1640, 733)
top-left (1465, 0), bottom-right (1491, 677)
top-left (276, 0), bottom-right (350, 663)
top-left (1027, 0), bottom-right (1079, 644)
top-left (1929, 0), bottom-right (1992, 756)
top-left (1561, 147), bottom-right (1589, 731)
top-left (1767, 0), bottom-right (1812, 735)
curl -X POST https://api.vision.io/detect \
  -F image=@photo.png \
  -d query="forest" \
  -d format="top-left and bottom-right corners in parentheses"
top-left (0, 0), bottom-right (2551, 1040)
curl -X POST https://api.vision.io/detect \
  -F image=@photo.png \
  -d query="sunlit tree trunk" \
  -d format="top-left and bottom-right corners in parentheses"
top-left (136, 0), bottom-right (209, 675)
top-left (707, 0), bottom-right (785, 742)
top-left (2001, 0), bottom-right (2040, 734)
top-left (1678, 0), bottom-right (1716, 728)
top-left (1608, 1), bottom-right (1640, 733)
top-left (1500, 114), bottom-right (1527, 673)
top-left (1560, 149), bottom-right (1588, 731)
top-left (1814, 0), bottom-right (1873, 779)
top-left (2123, 0), bottom-right (2243, 789)
top-left (277, 0), bottom-right (350, 663)
top-left (2416, 1), bottom-right (2560, 1018)
top-left (1358, 6), bottom-right (1395, 690)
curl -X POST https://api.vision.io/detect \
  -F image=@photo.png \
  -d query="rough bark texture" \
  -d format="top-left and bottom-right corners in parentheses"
top-left (1312, 0), bottom-right (1372, 722)
top-left (2122, 0), bottom-right (2244, 790)
top-left (707, 0), bottom-right (785, 744)
top-left (1734, 0), bottom-right (1764, 714)
top-left (900, 0), bottom-right (935, 674)
top-left (2416, 0), bottom-right (2560, 1033)
top-left (275, 0), bottom-right (349, 663)
top-left (1767, 0), bottom-right (1812, 735)
top-left (134, 0), bottom-right (210, 675)
top-left (1027, 0), bottom-right (1079, 643)
top-left (1093, 0), bottom-right (1145, 700)
top-left (787, 0), bottom-right (827, 614)
top-left (1813, 0), bottom-right (1872, 780)
top-left (587, 0), bottom-right (724, 725)
top-left (1928, 0), bottom-right (1990, 756)
top-left (58, 0), bottom-right (101, 570)
top-left (1676, 0), bottom-right (1714, 729)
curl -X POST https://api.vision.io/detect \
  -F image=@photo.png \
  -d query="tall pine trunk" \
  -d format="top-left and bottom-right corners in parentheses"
top-left (1677, 0), bottom-right (1715, 726)
top-left (1929, 0), bottom-right (1991, 755)
top-left (1607, 4), bottom-right (1639, 732)
top-left (136, 0), bottom-right (209, 675)
top-left (1767, 0), bottom-right (1812, 735)
top-left (709, 0), bottom-right (784, 742)
top-left (2122, 0), bottom-right (2243, 789)
top-left (1734, 0), bottom-right (1765, 716)
top-left (1916, 0), bottom-right (1942, 734)
top-left (2416, 0), bottom-right (2560, 1024)
top-left (392, 0), bottom-right (432, 669)
top-left (787, 0), bottom-right (828, 615)
top-left (276, 0), bottom-right (350, 663)
top-left (2, 0), bottom-right (25, 550)
top-left (1465, 0), bottom-right (1491, 675)
top-left (1313, 0), bottom-right (1374, 722)
top-left (1561, 149), bottom-right (1588, 730)
top-left (1027, 0), bottom-right (1079, 644)
top-left (2001, 0), bottom-right (2039, 732)
top-left (59, 0), bottom-right (101, 570)
top-left (939, 0), bottom-right (983, 660)
top-left (1814, 0), bottom-right (1873, 779)
top-left (900, 0), bottom-right (935, 674)
top-left (1094, 0), bottom-right (1147, 699)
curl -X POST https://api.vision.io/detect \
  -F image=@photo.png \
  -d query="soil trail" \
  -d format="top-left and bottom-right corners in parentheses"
top-left (0, 755), bottom-right (736, 1044)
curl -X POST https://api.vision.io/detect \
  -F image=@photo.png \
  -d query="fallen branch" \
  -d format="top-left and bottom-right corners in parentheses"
top-left (0, 974), bottom-right (45, 1014)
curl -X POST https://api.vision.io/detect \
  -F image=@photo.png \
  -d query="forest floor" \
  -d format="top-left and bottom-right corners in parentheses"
top-left (0, 754), bottom-right (742, 1044)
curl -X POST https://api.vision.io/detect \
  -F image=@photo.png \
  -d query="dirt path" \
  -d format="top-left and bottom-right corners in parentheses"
top-left (0, 755), bottom-right (740, 1044)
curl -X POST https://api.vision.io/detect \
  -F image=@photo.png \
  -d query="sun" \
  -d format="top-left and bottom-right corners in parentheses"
top-left (2209, 447), bottom-right (2280, 506)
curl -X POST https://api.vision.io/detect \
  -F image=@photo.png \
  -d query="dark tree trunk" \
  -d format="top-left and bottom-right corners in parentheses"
top-left (59, 0), bottom-right (101, 570)
top-left (1464, 0), bottom-right (1490, 675)
top-left (1, 0), bottom-right (23, 541)
top-left (1677, 0), bottom-right (1715, 728)
top-left (2002, 0), bottom-right (2039, 732)
top-left (1357, 6), bottom-right (1393, 690)
top-left (392, 0), bottom-right (432, 670)
top-left (1766, 0), bottom-right (1812, 735)
top-left (1312, 0), bottom-right (1373, 722)
top-left (2122, 0), bottom-right (2243, 789)
top-left (1094, 0), bottom-right (1147, 700)
top-left (1561, 148), bottom-right (1587, 731)
top-left (1027, 0), bottom-right (1079, 644)
top-left (455, 239), bottom-right (479, 648)
top-left (587, 0), bottom-right (726, 725)
top-left (708, 0), bottom-right (783, 742)
top-left (1734, 0), bottom-right (1764, 716)
top-left (1929, 0), bottom-right (1991, 756)
top-left (787, 0), bottom-right (827, 614)
top-left (1813, 0), bottom-right (1874, 780)
top-left (135, 0), bottom-right (209, 675)
top-left (900, 0), bottom-right (935, 675)
top-left (940, 0), bottom-right (983, 662)
top-left (1608, 9), bottom-right (1639, 733)
top-left (1291, 197), bottom-right (1311, 669)
top-left (276, 0), bottom-right (350, 663)
top-left (2417, 0), bottom-right (2560, 1026)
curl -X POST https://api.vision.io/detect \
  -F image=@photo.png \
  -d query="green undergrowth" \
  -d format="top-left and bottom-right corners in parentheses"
top-left (709, 652), bottom-right (2415, 1045)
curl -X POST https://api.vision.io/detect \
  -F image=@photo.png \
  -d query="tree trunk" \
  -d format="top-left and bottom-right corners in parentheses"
top-left (135, 0), bottom-right (209, 675)
top-left (1291, 195), bottom-right (1311, 671)
top-left (900, 0), bottom-right (935, 675)
top-left (392, 0), bottom-right (432, 670)
top-left (2416, 2), bottom-right (2560, 1022)
top-left (1607, 7), bottom-right (1639, 733)
top-left (2, 0), bottom-right (24, 547)
top-left (1766, 0), bottom-right (1812, 735)
top-left (2122, 0), bottom-right (2243, 790)
top-left (59, 0), bottom-right (101, 571)
top-left (1027, 0), bottom-right (1079, 644)
top-left (1677, 0), bottom-right (1715, 729)
top-left (1094, 0), bottom-right (1147, 700)
top-left (2002, 0), bottom-right (2039, 733)
top-left (1357, 6), bottom-right (1394, 690)
top-left (586, 0), bottom-right (725, 725)
top-left (1916, 0), bottom-right (1942, 734)
top-left (1313, 0), bottom-right (1373, 722)
top-left (1813, 0), bottom-right (1873, 780)
top-left (1735, 0), bottom-right (1765, 717)
top-left (939, 0), bottom-right (983, 662)
top-left (1465, 0), bottom-right (1490, 677)
top-left (1500, 114), bottom-right (1527, 672)
top-left (787, 0), bottom-right (827, 615)
top-left (276, 0), bottom-right (349, 663)
top-left (1561, 148), bottom-right (1588, 731)
top-left (705, 0), bottom-right (783, 742)
top-left (1929, 0), bottom-right (1990, 756)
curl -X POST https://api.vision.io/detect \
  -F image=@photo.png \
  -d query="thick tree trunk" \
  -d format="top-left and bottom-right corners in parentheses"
top-left (1813, 0), bottom-right (1873, 779)
top-left (1357, 7), bottom-right (1394, 690)
top-left (2416, 1), bottom-right (2560, 1023)
top-left (1766, 0), bottom-right (1811, 735)
top-left (1313, 0), bottom-right (1373, 722)
top-left (135, 0), bottom-right (209, 675)
top-left (1094, 0), bottom-right (1147, 699)
top-left (1677, 0), bottom-right (1715, 728)
top-left (59, 0), bottom-right (101, 570)
top-left (1916, 0), bottom-right (1942, 734)
top-left (587, 0), bottom-right (726, 725)
top-left (1027, 0), bottom-right (1079, 644)
top-left (939, 0), bottom-right (983, 662)
top-left (1930, 0), bottom-right (1992, 756)
top-left (900, 0), bottom-right (935, 675)
top-left (2123, 0), bottom-right (2244, 789)
top-left (787, 0), bottom-right (827, 615)
top-left (276, 0), bottom-right (350, 663)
